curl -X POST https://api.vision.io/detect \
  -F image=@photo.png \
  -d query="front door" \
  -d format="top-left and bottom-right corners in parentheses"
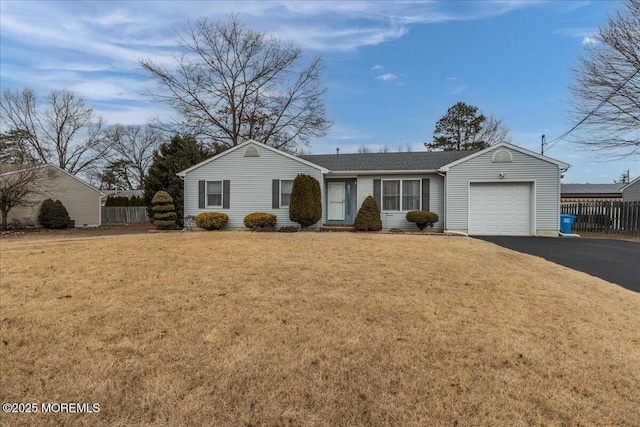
top-left (327, 182), bottom-right (345, 220)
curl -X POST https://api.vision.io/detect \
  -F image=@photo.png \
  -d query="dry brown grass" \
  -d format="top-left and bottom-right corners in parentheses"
top-left (1, 231), bottom-right (639, 426)
top-left (577, 231), bottom-right (640, 243)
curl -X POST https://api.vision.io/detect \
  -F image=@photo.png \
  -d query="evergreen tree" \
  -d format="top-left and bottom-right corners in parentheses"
top-left (289, 174), bottom-right (322, 229)
top-left (143, 135), bottom-right (213, 226)
top-left (151, 190), bottom-right (178, 230)
top-left (354, 196), bottom-right (382, 231)
top-left (427, 102), bottom-right (490, 151)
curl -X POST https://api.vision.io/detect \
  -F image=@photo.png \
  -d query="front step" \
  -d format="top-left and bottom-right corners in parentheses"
top-left (320, 224), bottom-right (355, 232)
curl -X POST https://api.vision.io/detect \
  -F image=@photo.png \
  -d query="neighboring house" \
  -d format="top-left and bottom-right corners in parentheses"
top-left (1, 164), bottom-right (104, 227)
top-left (621, 176), bottom-right (640, 202)
top-left (178, 140), bottom-right (569, 236)
top-left (561, 183), bottom-right (624, 203)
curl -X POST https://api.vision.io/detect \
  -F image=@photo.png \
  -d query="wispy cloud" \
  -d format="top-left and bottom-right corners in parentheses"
top-left (0, 0), bottom-right (550, 125)
top-left (450, 84), bottom-right (468, 95)
top-left (376, 73), bottom-right (397, 81)
top-left (581, 36), bottom-right (598, 46)
top-left (446, 76), bottom-right (458, 81)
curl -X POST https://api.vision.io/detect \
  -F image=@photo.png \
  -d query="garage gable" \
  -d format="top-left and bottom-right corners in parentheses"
top-left (442, 143), bottom-right (568, 237)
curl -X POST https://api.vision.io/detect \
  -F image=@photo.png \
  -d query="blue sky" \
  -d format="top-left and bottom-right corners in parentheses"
top-left (0, 1), bottom-right (636, 183)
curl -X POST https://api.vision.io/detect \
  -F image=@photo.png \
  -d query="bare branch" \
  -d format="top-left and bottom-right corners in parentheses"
top-left (139, 15), bottom-right (331, 153)
top-left (568, 0), bottom-right (640, 158)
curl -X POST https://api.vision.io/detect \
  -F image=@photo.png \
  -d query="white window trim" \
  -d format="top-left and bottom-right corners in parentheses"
top-left (206, 180), bottom-right (223, 208)
top-left (280, 179), bottom-right (294, 208)
top-left (381, 178), bottom-right (421, 212)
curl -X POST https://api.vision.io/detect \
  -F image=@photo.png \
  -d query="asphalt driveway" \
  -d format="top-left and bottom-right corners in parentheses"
top-left (476, 236), bottom-right (640, 293)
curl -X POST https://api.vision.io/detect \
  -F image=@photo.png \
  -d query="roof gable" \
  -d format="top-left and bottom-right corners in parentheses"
top-left (438, 142), bottom-right (570, 171)
top-left (621, 176), bottom-right (640, 191)
top-left (177, 139), bottom-right (329, 176)
top-left (0, 163), bottom-right (104, 195)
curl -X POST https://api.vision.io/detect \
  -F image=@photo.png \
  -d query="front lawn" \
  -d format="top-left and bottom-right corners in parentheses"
top-left (1, 232), bottom-right (639, 426)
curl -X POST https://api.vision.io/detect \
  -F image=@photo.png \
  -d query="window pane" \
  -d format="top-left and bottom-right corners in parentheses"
top-left (281, 180), bottom-right (293, 194)
top-left (207, 194), bottom-right (222, 206)
top-left (382, 180), bottom-right (400, 211)
top-left (207, 181), bottom-right (221, 194)
top-left (207, 181), bottom-right (222, 206)
top-left (281, 180), bottom-right (293, 206)
top-left (402, 180), bottom-right (420, 211)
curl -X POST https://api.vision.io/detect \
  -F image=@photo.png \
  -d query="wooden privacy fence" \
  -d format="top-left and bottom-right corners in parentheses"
top-left (101, 206), bottom-right (150, 224)
top-left (561, 201), bottom-right (640, 235)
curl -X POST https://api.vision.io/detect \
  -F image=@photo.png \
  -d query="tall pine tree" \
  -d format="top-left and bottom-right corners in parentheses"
top-left (143, 135), bottom-right (213, 226)
top-left (426, 102), bottom-right (488, 151)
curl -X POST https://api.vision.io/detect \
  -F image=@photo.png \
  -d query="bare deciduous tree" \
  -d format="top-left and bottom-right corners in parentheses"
top-left (103, 125), bottom-right (164, 189)
top-left (0, 88), bottom-right (108, 174)
top-left (475, 115), bottom-right (511, 146)
top-left (0, 164), bottom-right (49, 229)
top-left (357, 145), bottom-right (371, 153)
top-left (140, 16), bottom-right (331, 153)
top-left (568, 0), bottom-right (640, 158)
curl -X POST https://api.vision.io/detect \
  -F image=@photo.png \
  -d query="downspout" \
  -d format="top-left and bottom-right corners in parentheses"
top-left (437, 170), bottom-right (447, 232)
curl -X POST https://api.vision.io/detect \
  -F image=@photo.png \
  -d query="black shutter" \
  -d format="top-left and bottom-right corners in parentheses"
top-left (198, 180), bottom-right (205, 209)
top-left (223, 180), bottom-right (230, 209)
top-left (272, 179), bottom-right (280, 209)
top-left (422, 178), bottom-right (430, 211)
top-left (373, 179), bottom-right (381, 209)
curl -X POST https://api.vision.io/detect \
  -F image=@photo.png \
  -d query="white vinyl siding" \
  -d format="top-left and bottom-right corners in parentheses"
top-left (622, 179), bottom-right (640, 202)
top-left (184, 142), bottom-right (325, 229)
top-left (357, 174), bottom-right (444, 231)
top-left (280, 180), bottom-right (293, 207)
top-left (206, 181), bottom-right (222, 207)
top-left (446, 147), bottom-right (561, 236)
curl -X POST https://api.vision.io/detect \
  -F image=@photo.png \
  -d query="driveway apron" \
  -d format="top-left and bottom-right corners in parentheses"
top-left (476, 236), bottom-right (640, 293)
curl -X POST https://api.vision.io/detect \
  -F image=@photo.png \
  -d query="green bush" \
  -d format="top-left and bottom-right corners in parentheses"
top-left (354, 196), bottom-right (382, 231)
top-left (244, 212), bottom-right (277, 229)
top-left (152, 190), bottom-right (177, 230)
top-left (406, 210), bottom-right (439, 231)
top-left (38, 199), bottom-right (71, 229)
top-left (195, 212), bottom-right (229, 230)
top-left (289, 174), bottom-right (322, 229)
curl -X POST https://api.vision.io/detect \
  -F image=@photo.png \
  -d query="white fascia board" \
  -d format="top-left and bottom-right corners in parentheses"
top-left (177, 139), bottom-right (329, 176)
top-left (438, 142), bottom-right (570, 172)
top-left (621, 176), bottom-right (640, 191)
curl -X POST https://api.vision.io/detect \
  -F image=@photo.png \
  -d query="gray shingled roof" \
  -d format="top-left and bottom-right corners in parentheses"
top-left (300, 150), bottom-right (476, 172)
top-left (561, 183), bottom-right (624, 195)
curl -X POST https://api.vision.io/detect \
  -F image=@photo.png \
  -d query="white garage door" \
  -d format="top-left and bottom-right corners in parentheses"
top-left (469, 183), bottom-right (532, 236)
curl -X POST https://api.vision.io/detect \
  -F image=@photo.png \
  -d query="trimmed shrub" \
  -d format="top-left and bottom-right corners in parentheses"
top-left (354, 196), bottom-right (382, 231)
top-left (195, 212), bottom-right (229, 230)
top-left (406, 210), bottom-right (439, 231)
top-left (152, 190), bottom-right (178, 230)
top-left (244, 212), bottom-right (277, 229)
top-left (289, 174), bottom-right (322, 229)
top-left (38, 199), bottom-right (71, 229)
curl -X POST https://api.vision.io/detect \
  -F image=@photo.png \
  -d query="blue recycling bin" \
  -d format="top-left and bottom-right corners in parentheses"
top-left (560, 214), bottom-right (576, 234)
